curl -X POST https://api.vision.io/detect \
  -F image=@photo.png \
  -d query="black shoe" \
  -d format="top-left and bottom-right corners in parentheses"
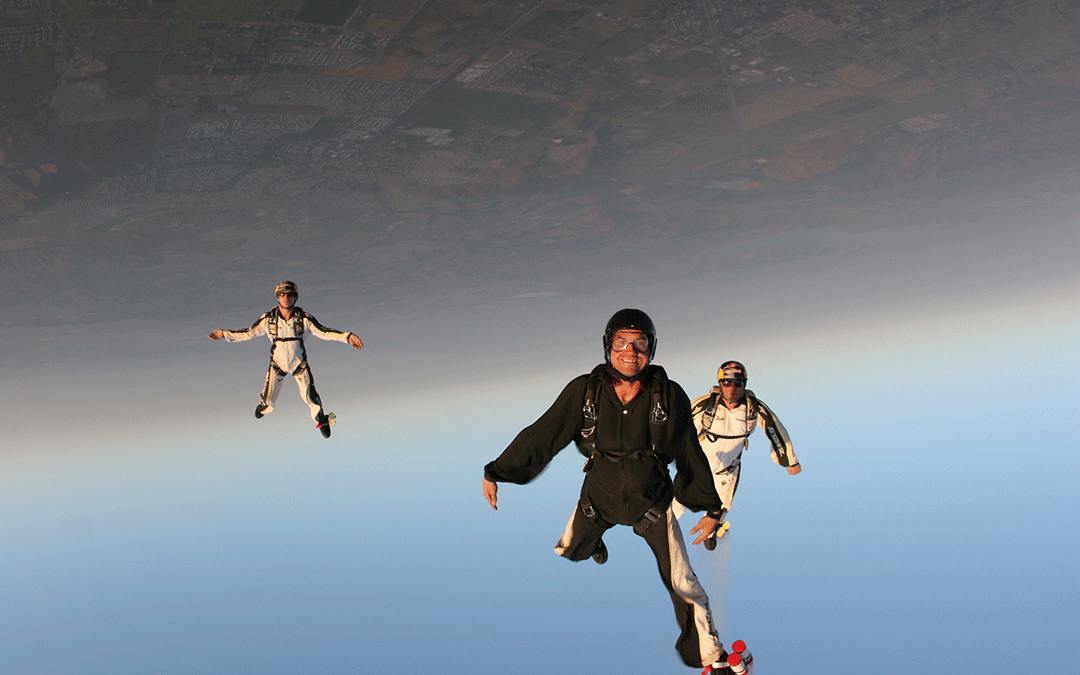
top-left (255, 404), bottom-right (268, 419)
top-left (706, 652), bottom-right (733, 673)
top-left (316, 412), bottom-right (331, 438)
top-left (591, 539), bottom-right (608, 565)
top-left (704, 535), bottom-right (717, 551)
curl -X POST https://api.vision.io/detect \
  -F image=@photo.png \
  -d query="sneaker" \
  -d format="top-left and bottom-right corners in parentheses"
top-left (255, 404), bottom-right (269, 419)
top-left (316, 412), bottom-right (331, 438)
top-left (591, 539), bottom-right (608, 565)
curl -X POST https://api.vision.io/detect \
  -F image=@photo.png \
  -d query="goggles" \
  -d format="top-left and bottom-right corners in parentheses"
top-left (719, 378), bottom-right (746, 387)
top-left (611, 336), bottom-right (651, 353)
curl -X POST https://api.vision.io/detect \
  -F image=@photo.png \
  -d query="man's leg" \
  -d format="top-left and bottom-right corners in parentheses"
top-left (259, 363), bottom-right (287, 415)
top-left (639, 508), bottom-right (725, 668)
top-left (670, 498), bottom-right (688, 520)
top-left (292, 363), bottom-right (325, 421)
top-left (554, 500), bottom-right (612, 562)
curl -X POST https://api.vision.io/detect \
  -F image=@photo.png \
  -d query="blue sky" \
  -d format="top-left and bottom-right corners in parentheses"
top-left (3, 194), bottom-right (1079, 674)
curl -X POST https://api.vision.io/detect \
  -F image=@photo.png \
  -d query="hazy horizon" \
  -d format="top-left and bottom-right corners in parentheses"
top-left (4, 189), bottom-right (1078, 673)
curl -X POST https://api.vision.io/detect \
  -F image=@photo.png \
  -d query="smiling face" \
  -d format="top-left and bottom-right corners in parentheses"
top-left (608, 329), bottom-right (650, 378)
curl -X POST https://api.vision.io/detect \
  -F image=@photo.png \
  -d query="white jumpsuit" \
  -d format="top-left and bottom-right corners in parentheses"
top-left (222, 307), bottom-right (354, 421)
top-left (673, 388), bottom-right (797, 521)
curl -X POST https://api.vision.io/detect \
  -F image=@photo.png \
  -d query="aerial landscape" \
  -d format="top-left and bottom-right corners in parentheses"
top-left (4, 0), bottom-right (1079, 324)
top-left (2, 1), bottom-right (1078, 674)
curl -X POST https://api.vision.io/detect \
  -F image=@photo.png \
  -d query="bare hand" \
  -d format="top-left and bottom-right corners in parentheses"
top-left (690, 514), bottom-right (720, 545)
top-left (788, 463), bottom-right (802, 475)
top-left (208, 329), bottom-right (224, 339)
top-left (483, 478), bottom-right (498, 510)
top-left (348, 333), bottom-right (363, 350)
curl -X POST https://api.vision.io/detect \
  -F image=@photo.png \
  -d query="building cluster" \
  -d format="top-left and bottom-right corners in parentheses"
top-left (0, 0), bottom-right (1072, 213)
top-left (0, 22), bottom-right (52, 55)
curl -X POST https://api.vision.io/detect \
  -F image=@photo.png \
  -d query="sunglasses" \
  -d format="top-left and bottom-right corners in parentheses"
top-left (277, 292), bottom-right (297, 297)
top-left (719, 379), bottom-right (745, 387)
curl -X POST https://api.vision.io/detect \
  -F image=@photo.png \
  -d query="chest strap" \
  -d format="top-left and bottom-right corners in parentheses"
top-left (579, 366), bottom-right (668, 472)
top-left (267, 309), bottom-right (306, 341)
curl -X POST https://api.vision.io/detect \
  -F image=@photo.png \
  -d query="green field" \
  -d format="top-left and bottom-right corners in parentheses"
top-left (816, 95), bottom-right (885, 118)
top-left (509, 8), bottom-right (590, 47)
top-left (661, 88), bottom-right (731, 118)
top-left (409, 88), bottom-right (566, 137)
top-left (439, 0), bottom-right (526, 55)
top-left (747, 109), bottom-right (834, 147)
top-left (776, 41), bottom-right (841, 73)
top-left (176, 0), bottom-right (302, 22)
top-left (653, 49), bottom-right (718, 79)
top-left (548, 27), bottom-right (607, 56)
top-left (111, 52), bottom-right (162, 79)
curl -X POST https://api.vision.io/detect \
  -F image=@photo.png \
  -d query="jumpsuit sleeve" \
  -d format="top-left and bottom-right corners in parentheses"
top-left (669, 383), bottom-right (725, 514)
top-left (223, 313), bottom-right (270, 342)
top-left (484, 375), bottom-right (590, 485)
top-left (302, 313), bottom-right (354, 344)
top-left (756, 397), bottom-right (798, 467)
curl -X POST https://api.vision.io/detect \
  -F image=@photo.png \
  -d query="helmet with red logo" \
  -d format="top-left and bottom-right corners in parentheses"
top-left (716, 360), bottom-right (747, 383)
top-left (274, 280), bottom-right (298, 297)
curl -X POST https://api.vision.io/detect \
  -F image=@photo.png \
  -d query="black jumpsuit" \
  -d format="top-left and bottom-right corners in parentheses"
top-left (485, 364), bottom-right (727, 668)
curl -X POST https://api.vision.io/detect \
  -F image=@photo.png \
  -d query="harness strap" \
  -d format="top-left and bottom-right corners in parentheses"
top-left (702, 430), bottom-right (751, 442)
top-left (649, 387), bottom-right (667, 454)
top-left (580, 372), bottom-right (601, 471)
top-left (700, 395), bottom-right (718, 430)
top-left (580, 366), bottom-right (668, 471)
top-left (580, 501), bottom-right (668, 536)
top-left (699, 392), bottom-right (759, 442)
top-left (632, 505), bottom-right (665, 535)
top-left (267, 309), bottom-right (306, 339)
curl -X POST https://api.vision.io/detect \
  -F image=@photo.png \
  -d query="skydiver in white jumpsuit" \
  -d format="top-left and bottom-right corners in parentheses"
top-left (673, 361), bottom-right (801, 548)
top-left (208, 280), bottom-right (363, 438)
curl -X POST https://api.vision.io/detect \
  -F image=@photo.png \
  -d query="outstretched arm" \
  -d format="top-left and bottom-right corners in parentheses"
top-left (303, 313), bottom-right (359, 347)
top-left (755, 396), bottom-right (799, 469)
top-left (211, 314), bottom-right (270, 342)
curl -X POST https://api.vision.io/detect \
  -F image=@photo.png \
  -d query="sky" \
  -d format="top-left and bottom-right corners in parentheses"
top-left (3, 184), bottom-right (1078, 674)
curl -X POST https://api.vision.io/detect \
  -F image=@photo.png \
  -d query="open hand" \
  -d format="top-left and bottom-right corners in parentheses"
top-left (689, 514), bottom-right (720, 545)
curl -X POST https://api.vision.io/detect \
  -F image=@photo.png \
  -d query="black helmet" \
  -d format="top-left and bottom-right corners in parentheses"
top-left (603, 308), bottom-right (657, 361)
